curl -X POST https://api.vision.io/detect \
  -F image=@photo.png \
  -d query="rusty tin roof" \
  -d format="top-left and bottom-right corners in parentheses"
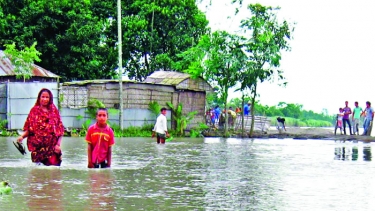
top-left (0, 50), bottom-right (59, 78)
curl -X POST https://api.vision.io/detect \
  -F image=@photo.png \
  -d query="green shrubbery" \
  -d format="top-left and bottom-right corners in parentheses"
top-left (112, 124), bottom-right (154, 137)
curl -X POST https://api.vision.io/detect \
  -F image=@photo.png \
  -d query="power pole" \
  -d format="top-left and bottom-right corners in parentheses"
top-left (117, 0), bottom-right (123, 130)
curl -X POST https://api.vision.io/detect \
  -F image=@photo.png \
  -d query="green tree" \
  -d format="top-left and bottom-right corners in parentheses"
top-left (267, 106), bottom-right (284, 117)
top-left (238, 4), bottom-right (293, 136)
top-left (120, 0), bottom-right (209, 81)
top-left (0, 0), bottom-right (208, 82)
top-left (277, 102), bottom-right (302, 119)
top-left (4, 42), bottom-right (41, 81)
top-left (0, 0), bottom-right (118, 81)
top-left (0, 5), bottom-right (5, 32)
top-left (206, 88), bottom-right (225, 109)
top-left (179, 31), bottom-right (248, 135)
top-left (227, 96), bottom-right (336, 125)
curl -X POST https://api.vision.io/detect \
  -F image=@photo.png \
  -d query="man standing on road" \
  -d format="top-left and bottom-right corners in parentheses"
top-left (352, 101), bottom-right (363, 135)
top-left (342, 101), bottom-right (353, 135)
top-left (362, 101), bottom-right (374, 136)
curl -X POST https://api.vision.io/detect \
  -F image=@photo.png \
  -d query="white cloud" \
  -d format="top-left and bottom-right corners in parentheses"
top-left (199, 0), bottom-right (375, 114)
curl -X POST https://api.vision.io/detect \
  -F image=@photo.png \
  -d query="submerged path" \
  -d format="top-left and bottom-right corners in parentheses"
top-left (204, 127), bottom-right (375, 142)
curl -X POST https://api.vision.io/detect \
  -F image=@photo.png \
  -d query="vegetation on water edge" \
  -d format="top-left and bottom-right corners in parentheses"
top-left (214, 96), bottom-right (337, 126)
top-left (270, 116), bottom-right (333, 127)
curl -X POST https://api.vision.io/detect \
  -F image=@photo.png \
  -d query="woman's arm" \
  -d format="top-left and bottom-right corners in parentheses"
top-left (17, 130), bottom-right (29, 143)
top-left (54, 136), bottom-right (63, 153)
top-left (57, 136), bottom-right (63, 146)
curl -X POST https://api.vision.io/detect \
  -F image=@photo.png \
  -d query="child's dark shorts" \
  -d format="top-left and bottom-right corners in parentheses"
top-left (94, 161), bottom-right (108, 168)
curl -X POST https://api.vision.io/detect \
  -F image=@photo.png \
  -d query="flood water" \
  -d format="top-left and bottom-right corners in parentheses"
top-left (1, 137), bottom-right (375, 211)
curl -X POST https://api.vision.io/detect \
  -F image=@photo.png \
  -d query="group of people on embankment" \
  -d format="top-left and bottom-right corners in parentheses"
top-left (336, 101), bottom-right (374, 136)
top-left (206, 103), bottom-right (252, 128)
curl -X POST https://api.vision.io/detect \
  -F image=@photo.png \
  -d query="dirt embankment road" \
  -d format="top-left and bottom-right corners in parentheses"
top-left (252, 127), bottom-right (375, 142)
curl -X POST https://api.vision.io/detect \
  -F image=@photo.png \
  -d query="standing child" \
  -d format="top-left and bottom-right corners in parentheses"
top-left (210, 108), bottom-right (215, 126)
top-left (86, 108), bottom-right (115, 168)
top-left (335, 108), bottom-right (344, 135)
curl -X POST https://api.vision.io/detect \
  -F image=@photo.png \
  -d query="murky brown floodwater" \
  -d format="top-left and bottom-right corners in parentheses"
top-left (0, 137), bottom-right (374, 211)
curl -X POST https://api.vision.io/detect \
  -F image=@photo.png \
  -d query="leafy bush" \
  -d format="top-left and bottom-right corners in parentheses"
top-left (189, 123), bottom-right (209, 138)
top-left (112, 123), bottom-right (156, 137)
top-left (166, 102), bottom-right (197, 137)
top-left (148, 101), bottom-right (161, 118)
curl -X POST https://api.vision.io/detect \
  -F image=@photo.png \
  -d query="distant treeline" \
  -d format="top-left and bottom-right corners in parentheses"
top-left (213, 97), bottom-right (336, 127)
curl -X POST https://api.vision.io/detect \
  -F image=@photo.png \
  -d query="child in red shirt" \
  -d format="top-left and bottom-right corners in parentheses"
top-left (86, 108), bottom-right (115, 168)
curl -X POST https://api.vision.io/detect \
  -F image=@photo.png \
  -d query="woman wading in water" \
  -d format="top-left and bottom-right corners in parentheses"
top-left (17, 88), bottom-right (65, 166)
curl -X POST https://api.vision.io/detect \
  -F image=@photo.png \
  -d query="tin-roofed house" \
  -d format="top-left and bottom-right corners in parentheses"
top-left (0, 50), bottom-right (60, 129)
top-left (60, 71), bottom-right (212, 132)
top-left (144, 71), bottom-right (213, 131)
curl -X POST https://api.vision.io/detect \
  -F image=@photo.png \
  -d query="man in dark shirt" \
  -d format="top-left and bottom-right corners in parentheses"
top-left (342, 101), bottom-right (353, 135)
top-left (277, 117), bottom-right (286, 131)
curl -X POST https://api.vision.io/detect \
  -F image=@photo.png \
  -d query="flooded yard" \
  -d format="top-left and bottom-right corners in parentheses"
top-left (0, 137), bottom-right (374, 210)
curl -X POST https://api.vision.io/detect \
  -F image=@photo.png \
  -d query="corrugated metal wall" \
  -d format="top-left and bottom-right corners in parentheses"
top-left (0, 84), bottom-right (7, 122)
top-left (60, 82), bottom-right (205, 130)
top-left (60, 107), bottom-right (171, 129)
top-left (6, 82), bottom-right (58, 129)
top-left (2, 81), bottom-right (205, 130)
top-left (60, 82), bottom-right (177, 129)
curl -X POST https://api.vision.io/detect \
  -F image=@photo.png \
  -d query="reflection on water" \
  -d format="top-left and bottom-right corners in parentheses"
top-left (88, 170), bottom-right (115, 210)
top-left (27, 168), bottom-right (63, 211)
top-left (334, 145), bottom-right (372, 161)
top-left (363, 146), bottom-right (372, 161)
top-left (352, 146), bottom-right (359, 161)
top-left (0, 137), bottom-right (375, 210)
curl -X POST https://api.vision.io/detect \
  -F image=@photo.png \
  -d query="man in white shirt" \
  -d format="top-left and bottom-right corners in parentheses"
top-left (152, 107), bottom-right (169, 144)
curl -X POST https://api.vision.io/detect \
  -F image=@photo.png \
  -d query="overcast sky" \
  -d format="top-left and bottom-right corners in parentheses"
top-left (198, 0), bottom-right (375, 115)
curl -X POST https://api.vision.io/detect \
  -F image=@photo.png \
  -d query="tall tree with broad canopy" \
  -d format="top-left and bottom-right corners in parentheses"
top-left (122, 0), bottom-right (208, 81)
top-left (0, 0), bottom-right (209, 82)
top-left (0, 0), bottom-right (118, 81)
top-left (239, 3), bottom-right (293, 136)
top-left (177, 30), bottom-right (248, 136)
